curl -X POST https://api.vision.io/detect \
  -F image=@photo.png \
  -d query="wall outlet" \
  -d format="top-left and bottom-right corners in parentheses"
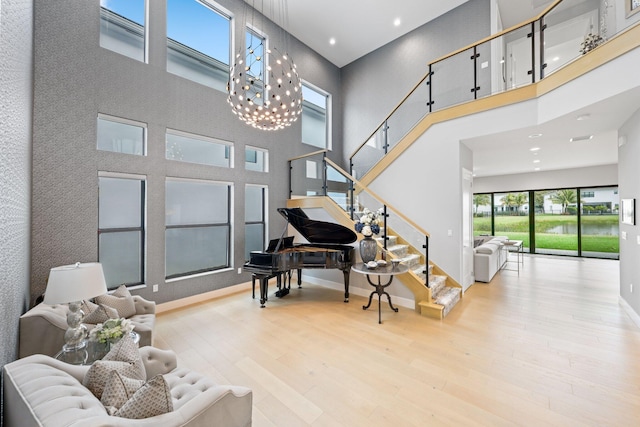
top-left (622, 231), bottom-right (627, 240)
top-left (238, 267), bottom-right (242, 274)
top-left (631, 283), bottom-right (633, 293)
top-left (447, 229), bottom-right (453, 237)
top-left (637, 235), bottom-right (640, 245)
top-left (152, 284), bottom-right (158, 293)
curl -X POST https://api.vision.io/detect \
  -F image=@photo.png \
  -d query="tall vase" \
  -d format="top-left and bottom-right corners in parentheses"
top-left (359, 235), bottom-right (378, 263)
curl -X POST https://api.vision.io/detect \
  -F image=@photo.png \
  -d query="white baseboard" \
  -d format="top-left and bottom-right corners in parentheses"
top-left (156, 281), bottom-right (252, 314)
top-left (156, 275), bottom-right (417, 314)
top-left (619, 296), bottom-right (640, 329)
top-left (301, 274), bottom-right (416, 309)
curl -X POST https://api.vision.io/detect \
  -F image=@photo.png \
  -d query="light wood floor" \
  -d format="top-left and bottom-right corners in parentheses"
top-left (155, 255), bottom-right (640, 426)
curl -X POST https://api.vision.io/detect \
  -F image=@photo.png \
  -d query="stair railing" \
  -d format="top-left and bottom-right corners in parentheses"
top-left (349, 0), bottom-right (630, 180)
top-left (289, 151), bottom-right (431, 286)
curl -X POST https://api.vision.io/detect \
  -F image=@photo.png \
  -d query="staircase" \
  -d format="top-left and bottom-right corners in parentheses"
top-left (376, 233), bottom-right (462, 319)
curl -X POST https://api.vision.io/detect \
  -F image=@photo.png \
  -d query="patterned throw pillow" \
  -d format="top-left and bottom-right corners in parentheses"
top-left (95, 285), bottom-right (136, 318)
top-left (83, 335), bottom-right (146, 399)
top-left (101, 370), bottom-right (145, 413)
top-left (83, 304), bottom-right (119, 324)
top-left (81, 299), bottom-right (99, 316)
top-left (114, 375), bottom-right (173, 419)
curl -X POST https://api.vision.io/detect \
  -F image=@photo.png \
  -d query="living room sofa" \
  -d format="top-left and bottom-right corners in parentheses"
top-left (2, 346), bottom-right (253, 427)
top-left (473, 235), bottom-right (508, 282)
top-left (19, 295), bottom-right (156, 358)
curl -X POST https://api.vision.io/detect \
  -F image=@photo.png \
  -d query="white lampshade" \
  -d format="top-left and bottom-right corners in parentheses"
top-left (44, 262), bottom-right (108, 305)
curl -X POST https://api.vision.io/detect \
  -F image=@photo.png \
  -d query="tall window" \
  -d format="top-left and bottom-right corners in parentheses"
top-left (166, 0), bottom-right (231, 91)
top-left (302, 82), bottom-right (331, 149)
top-left (245, 146), bottom-right (268, 172)
top-left (165, 179), bottom-right (231, 279)
top-left (245, 185), bottom-right (267, 260)
top-left (97, 114), bottom-right (146, 155)
top-left (100, 0), bottom-right (146, 62)
top-left (98, 174), bottom-right (145, 289)
top-left (166, 129), bottom-right (232, 167)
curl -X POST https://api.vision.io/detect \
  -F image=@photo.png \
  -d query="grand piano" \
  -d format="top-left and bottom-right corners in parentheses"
top-left (244, 207), bottom-right (357, 307)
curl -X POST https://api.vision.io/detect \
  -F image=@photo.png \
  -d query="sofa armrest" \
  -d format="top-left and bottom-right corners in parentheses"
top-left (139, 346), bottom-right (177, 379)
top-left (133, 295), bottom-right (156, 315)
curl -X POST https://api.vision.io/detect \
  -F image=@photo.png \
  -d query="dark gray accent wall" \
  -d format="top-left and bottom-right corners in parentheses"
top-left (619, 107), bottom-right (640, 317)
top-left (340, 0), bottom-right (491, 162)
top-left (30, 0), bottom-right (341, 306)
top-left (0, 0), bottom-right (33, 369)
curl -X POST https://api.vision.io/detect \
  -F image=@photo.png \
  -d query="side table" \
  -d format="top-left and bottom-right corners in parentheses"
top-left (351, 262), bottom-right (409, 324)
top-left (55, 331), bottom-right (140, 365)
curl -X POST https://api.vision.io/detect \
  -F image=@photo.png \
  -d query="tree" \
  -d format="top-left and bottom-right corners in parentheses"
top-left (535, 190), bottom-right (550, 214)
top-left (550, 189), bottom-right (577, 214)
top-left (501, 192), bottom-right (528, 215)
top-left (473, 194), bottom-right (490, 215)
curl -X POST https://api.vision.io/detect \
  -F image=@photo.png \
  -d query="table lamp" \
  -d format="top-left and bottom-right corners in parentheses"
top-left (44, 262), bottom-right (108, 353)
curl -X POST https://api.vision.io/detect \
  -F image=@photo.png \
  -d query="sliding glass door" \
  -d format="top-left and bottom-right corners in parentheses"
top-left (493, 192), bottom-right (530, 252)
top-left (580, 187), bottom-right (619, 259)
top-left (534, 189), bottom-right (578, 256)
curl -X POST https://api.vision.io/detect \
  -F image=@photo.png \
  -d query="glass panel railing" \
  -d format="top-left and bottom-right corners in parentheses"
top-left (385, 76), bottom-right (431, 153)
top-left (350, 124), bottom-right (386, 180)
top-left (349, 0), bottom-right (639, 180)
top-left (541, 0), bottom-right (601, 78)
top-left (326, 162), bottom-right (351, 212)
top-left (289, 151), bottom-right (326, 197)
top-left (430, 47), bottom-right (476, 111)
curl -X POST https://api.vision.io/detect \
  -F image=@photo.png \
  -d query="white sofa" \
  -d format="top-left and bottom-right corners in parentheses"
top-left (19, 295), bottom-right (156, 358)
top-left (473, 236), bottom-right (508, 282)
top-left (2, 346), bottom-right (253, 427)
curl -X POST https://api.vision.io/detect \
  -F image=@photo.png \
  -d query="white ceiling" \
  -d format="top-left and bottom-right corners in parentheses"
top-left (248, 0), bottom-right (630, 178)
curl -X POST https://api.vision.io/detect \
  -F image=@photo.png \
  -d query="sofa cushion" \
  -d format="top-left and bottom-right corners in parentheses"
top-left (96, 285), bottom-right (136, 318)
top-left (83, 335), bottom-right (145, 399)
top-left (83, 304), bottom-right (119, 324)
top-left (101, 370), bottom-right (145, 412)
top-left (114, 374), bottom-right (173, 419)
top-left (475, 243), bottom-right (498, 254)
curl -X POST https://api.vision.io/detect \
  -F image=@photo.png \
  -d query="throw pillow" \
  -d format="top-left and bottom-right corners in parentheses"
top-left (114, 375), bottom-right (173, 419)
top-left (83, 334), bottom-right (146, 399)
top-left (96, 285), bottom-right (136, 318)
top-left (83, 304), bottom-right (119, 324)
top-left (101, 370), bottom-right (145, 413)
top-left (81, 299), bottom-right (99, 316)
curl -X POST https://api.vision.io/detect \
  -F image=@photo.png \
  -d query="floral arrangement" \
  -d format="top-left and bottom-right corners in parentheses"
top-left (580, 33), bottom-right (603, 55)
top-left (354, 207), bottom-right (383, 237)
top-left (89, 317), bottom-right (134, 344)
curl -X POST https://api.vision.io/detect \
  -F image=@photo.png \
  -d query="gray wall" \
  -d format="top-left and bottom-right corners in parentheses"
top-left (30, 0), bottom-right (341, 305)
top-left (0, 0), bottom-right (33, 369)
top-left (618, 107), bottom-right (640, 316)
top-left (340, 0), bottom-right (491, 162)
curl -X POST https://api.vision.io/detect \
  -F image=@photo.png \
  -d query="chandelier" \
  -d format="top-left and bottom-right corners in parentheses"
top-left (227, 0), bottom-right (302, 131)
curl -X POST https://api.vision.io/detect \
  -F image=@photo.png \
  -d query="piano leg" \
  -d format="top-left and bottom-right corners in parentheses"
top-left (296, 268), bottom-right (302, 288)
top-left (259, 276), bottom-right (269, 308)
top-left (342, 268), bottom-right (350, 303)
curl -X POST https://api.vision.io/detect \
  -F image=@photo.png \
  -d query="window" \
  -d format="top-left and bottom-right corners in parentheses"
top-left (245, 185), bottom-right (267, 260)
top-left (302, 82), bottom-right (331, 149)
top-left (166, 129), bottom-right (232, 167)
top-left (100, 0), bottom-right (146, 62)
top-left (166, 0), bottom-right (231, 91)
top-left (165, 179), bottom-right (231, 279)
top-left (97, 114), bottom-right (146, 155)
top-left (245, 146), bottom-right (268, 172)
top-left (244, 27), bottom-right (266, 105)
top-left (98, 174), bottom-right (145, 289)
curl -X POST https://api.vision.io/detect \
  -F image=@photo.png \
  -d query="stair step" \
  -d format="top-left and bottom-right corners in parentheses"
top-left (429, 275), bottom-right (447, 293)
top-left (434, 287), bottom-right (462, 317)
top-left (400, 253), bottom-right (420, 268)
top-left (387, 244), bottom-right (409, 258)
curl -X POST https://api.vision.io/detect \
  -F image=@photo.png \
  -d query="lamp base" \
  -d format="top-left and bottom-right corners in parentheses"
top-left (64, 301), bottom-right (89, 352)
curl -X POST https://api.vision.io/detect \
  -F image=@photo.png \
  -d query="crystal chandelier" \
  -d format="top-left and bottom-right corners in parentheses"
top-left (227, 0), bottom-right (302, 131)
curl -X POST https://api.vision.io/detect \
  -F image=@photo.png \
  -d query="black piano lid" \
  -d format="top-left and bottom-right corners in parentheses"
top-left (278, 207), bottom-right (357, 245)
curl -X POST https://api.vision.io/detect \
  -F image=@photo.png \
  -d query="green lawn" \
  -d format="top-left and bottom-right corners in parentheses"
top-left (473, 214), bottom-right (619, 253)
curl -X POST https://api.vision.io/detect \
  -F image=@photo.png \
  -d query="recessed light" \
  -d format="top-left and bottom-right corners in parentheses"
top-left (552, 56), bottom-right (560, 61)
top-left (329, 38), bottom-right (336, 45)
top-left (393, 18), bottom-right (401, 26)
top-left (533, 159), bottom-right (540, 163)
top-left (528, 133), bottom-right (542, 139)
top-left (534, 167), bottom-right (541, 171)
top-left (529, 147), bottom-right (541, 152)
top-left (570, 135), bottom-right (593, 142)
top-left (576, 114), bottom-right (591, 121)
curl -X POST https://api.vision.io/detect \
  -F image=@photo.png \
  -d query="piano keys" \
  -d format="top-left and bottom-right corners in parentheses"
top-left (244, 207), bottom-right (357, 307)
